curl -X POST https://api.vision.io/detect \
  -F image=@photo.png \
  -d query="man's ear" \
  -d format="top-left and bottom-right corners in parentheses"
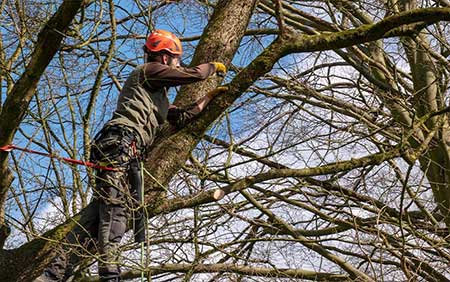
top-left (161, 54), bottom-right (169, 65)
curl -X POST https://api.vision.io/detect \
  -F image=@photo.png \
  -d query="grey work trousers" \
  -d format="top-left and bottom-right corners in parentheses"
top-left (43, 126), bottom-right (142, 281)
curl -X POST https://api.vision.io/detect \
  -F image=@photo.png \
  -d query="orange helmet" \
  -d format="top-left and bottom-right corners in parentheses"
top-left (144, 29), bottom-right (182, 56)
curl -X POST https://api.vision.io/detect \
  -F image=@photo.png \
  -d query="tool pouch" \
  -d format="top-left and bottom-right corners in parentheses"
top-left (129, 158), bottom-right (145, 243)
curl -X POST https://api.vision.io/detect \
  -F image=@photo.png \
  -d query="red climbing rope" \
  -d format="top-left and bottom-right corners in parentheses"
top-left (0, 144), bottom-right (118, 171)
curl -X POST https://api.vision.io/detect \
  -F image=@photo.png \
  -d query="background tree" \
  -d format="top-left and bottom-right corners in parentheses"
top-left (2, 0), bottom-right (450, 281)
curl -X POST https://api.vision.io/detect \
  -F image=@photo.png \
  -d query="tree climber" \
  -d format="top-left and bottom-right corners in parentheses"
top-left (36, 29), bottom-right (227, 282)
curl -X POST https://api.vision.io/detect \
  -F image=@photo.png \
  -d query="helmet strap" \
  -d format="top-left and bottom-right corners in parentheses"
top-left (144, 52), bottom-right (148, 64)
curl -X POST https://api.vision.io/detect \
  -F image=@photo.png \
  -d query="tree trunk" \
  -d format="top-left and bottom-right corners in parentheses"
top-left (143, 0), bottom-right (259, 202)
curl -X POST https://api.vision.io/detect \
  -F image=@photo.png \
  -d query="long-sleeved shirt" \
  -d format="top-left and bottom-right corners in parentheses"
top-left (105, 62), bottom-right (216, 146)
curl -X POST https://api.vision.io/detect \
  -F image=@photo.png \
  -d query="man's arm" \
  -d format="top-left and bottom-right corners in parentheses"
top-left (142, 62), bottom-right (227, 89)
top-left (142, 63), bottom-right (214, 89)
top-left (167, 86), bottom-right (228, 129)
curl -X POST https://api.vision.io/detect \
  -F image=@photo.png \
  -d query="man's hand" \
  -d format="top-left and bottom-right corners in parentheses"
top-left (211, 62), bottom-right (227, 77)
top-left (206, 86), bottom-right (229, 99)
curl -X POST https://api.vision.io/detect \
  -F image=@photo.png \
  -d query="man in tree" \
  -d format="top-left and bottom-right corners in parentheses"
top-left (36, 29), bottom-right (227, 282)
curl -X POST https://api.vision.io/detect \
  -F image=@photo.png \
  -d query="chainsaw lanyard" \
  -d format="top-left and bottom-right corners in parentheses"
top-left (0, 144), bottom-right (119, 171)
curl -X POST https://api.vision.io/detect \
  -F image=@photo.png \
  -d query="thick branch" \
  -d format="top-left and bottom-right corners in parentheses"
top-left (87, 263), bottom-right (351, 282)
top-left (284, 7), bottom-right (450, 53)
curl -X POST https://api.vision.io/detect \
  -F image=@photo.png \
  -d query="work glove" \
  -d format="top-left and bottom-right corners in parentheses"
top-left (211, 62), bottom-right (227, 77)
top-left (207, 86), bottom-right (229, 99)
